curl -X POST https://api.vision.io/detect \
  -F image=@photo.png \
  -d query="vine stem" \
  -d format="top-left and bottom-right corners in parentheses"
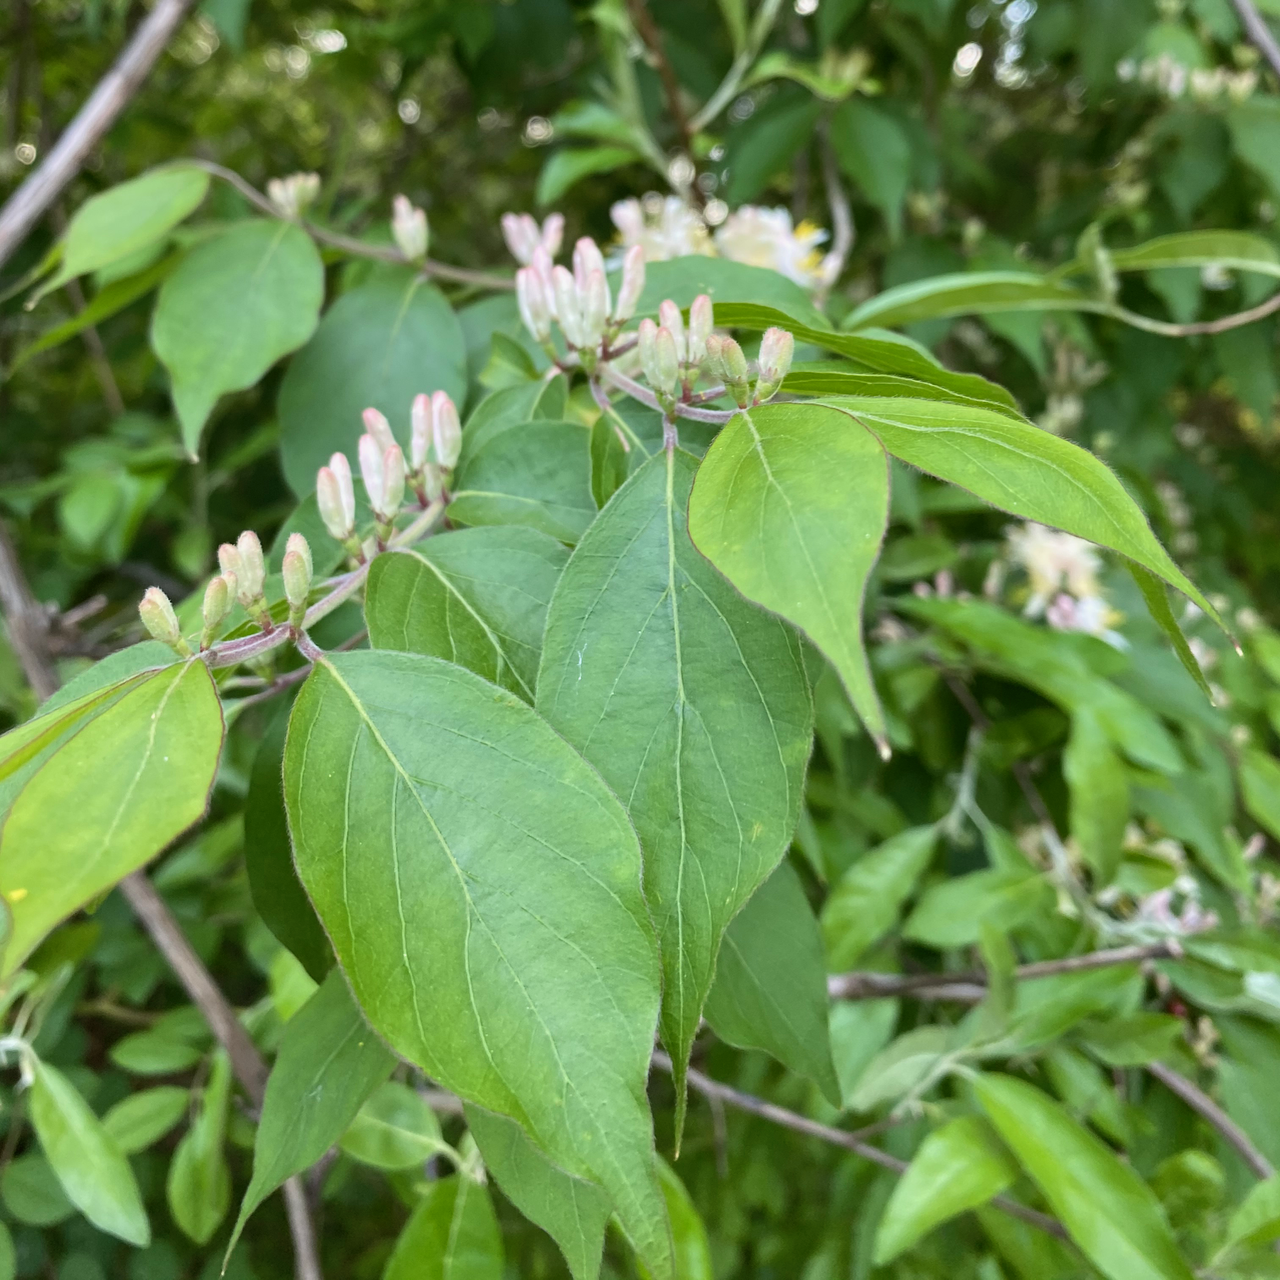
top-left (601, 366), bottom-right (738, 424)
top-left (1232, 0), bottom-right (1280, 80)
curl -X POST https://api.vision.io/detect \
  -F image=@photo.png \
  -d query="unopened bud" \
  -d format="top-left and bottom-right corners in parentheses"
top-left (687, 294), bottom-right (713, 366)
top-left (266, 172), bottom-right (320, 219)
top-left (411, 393), bottom-right (433, 471)
top-left (516, 267), bottom-right (552, 343)
top-left (200, 576), bottom-right (231, 647)
top-left (638, 318), bottom-right (659, 386)
top-left (658, 300), bottom-right (686, 363)
top-left (431, 391), bottom-right (461, 470)
top-left (572, 237), bottom-right (606, 294)
top-left (501, 212), bottom-right (541, 265)
top-left (317, 453), bottom-right (356, 543)
top-left (530, 246), bottom-right (557, 316)
top-left (421, 461), bottom-right (445, 503)
top-left (236, 530), bottom-right (266, 603)
top-left (581, 269), bottom-right (610, 349)
top-left (381, 445), bottom-right (406, 518)
top-left (391, 195), bottom-right (428, 261)
top-left (362, 407), bottom-right (396, 455)
top-left (140, 587), bottom-right (184, 651)
top-left (358, 433), bottom-right (385, 513)
top-left (715, 336), bottom-right (751, 407)
top-left (755, 327), bottom-right (795, 400)
top-left (217, 542), bottom-right (242, 583)
top-left (540, 213), bottom-right (565, 258)
top-left (640, 321), bottom-right (680, 397)
top-left (614, 245), bottom-right (646, 323)
top-left (283, 533), bottom-right (313, 622)
top-left (552, 265), bottom-right (585, 347)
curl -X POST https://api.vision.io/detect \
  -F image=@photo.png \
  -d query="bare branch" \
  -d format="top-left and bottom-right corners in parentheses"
top-left (1232, 0), bottom-right (1280, 81)
top-left (0, 523), bottom-right (58, 701)
top-left (0, 0), bottom-right (198, 270)
top-left (816, 131), bottom-right (854, 306)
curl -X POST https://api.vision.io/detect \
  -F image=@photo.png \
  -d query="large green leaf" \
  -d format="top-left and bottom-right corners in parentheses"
top-left (365, 528), bottom-right (568, 702)
top-left (825, 397), bottom-right (1218, 622)
top-left (536, 449), bottom-right (813, 1108)
top-left (782, 363), bottom-right (1019, 414)
top-left (704, 861), bottom-right (840, 1103)
top-left (277, 266), bottom-right (467, 495)
top-left (284, 651), bottom-right (672, 1277)
top-left (29, 1058), bottom-right (149, 1246)
top-left (229, 970), bottom-right (395, 1254)
top-left (688, 400), bottom-right (890, 745)
top-left (974, 1072), bottom-right (1196, 1280)
top-left (151, 220), bottom-right (324, 457)
top-left (0, 659), bottom-right (224, 977)
top-left (873, 1116), bottom-right (1017, 1263)
top-left (845, 273), bottom-right (1095, 331)
top-left (384, 1175), bottom-right (505, 1280)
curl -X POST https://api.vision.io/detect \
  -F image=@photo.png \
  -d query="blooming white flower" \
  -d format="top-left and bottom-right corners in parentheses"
top-left (610, 195), bottom-right (713, 262)
top-left (1006, 523), bottom-right (1102, 614)
top-left (714, 206), bottom-right (829, 289)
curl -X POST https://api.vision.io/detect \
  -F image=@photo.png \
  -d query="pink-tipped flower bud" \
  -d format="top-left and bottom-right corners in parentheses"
top-left (572, 237), bottom-right (606, 294)
top-left (755, 326), bottom-right (795, 400)
top-left (431, 391), bottom-right (461, 471)
top-left (391, 195), bottom-right (428, 262)
top-left (540, 213), bottom-right (565, 258)
top-left (552, 265), bottom-right (585, 347)
top-left (362, 407), bottom-right (396, 455)
top-left (530, 246), bottom-right (557, 316)
top-left (381, 445), bottom-right (406, 518)
top-left (410, 393), bottom-right (433, 472)
top-left (658, 299), bottom-right (686, 363)
top-left (614, 245), bottom-right (646, 323)
top-left (318, 452), bottom-right (356, 542)
top-left (501, 212), bottom-right (541, 265)
top-left (236, 530), bottom-right (266, 603)
top-left (200, 575), bottom-right (231, 647)
top-left (139, 587), bottom-right (182, 649)
top-left (581, 269), bottom-right (610, 350)
top-left (516, 267), bottom-right (553, 343)
top-left (358, 433), bottom-right (385, 513)
top-left (687, 294), bottom-right (713, 366)
top-left (282, 533), bottom-right (313, 621)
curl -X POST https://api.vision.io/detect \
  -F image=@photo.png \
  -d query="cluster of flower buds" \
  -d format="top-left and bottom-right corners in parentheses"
top-left (703, 325), bottom-right (794, 408)
top-left (391, 194), bottom-right (428, 262)
top-left (267, 172), bottom-right (320, 220)
top-left (501, 212), bottom-right (564, 265)
top-left (637, 294), bottom-right (713, 411)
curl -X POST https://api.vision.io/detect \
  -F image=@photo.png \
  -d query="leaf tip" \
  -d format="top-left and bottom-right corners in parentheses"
top-left (874, 735), bottom-right (892, 762)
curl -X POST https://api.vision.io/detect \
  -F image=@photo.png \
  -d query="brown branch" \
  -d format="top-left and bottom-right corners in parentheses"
top-left (0, 0), bottom-right (198, 270)
top-left (0, 523), bottom-right (57, 701)
top-left (625, 0), bottom-right (696, 161)
top-left (1146, 1061), bottom-right (1274, 1179)
top-left (1232, 0), bottom-right (1280, 81)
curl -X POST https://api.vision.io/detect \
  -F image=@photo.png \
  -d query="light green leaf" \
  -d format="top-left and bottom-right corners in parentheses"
top-left (847, 1026), bottom-right (952, 1113)
top-left (479, 331), bottom-right (539, 390)
top-left (1075, 1013), bottom-right (1183, 1067)
top-left (285, 651), bottom-right (672, 1278)
top-left (974, 1072), bottom-right (1195, 1280)
top-left (782, 363), bottom-right (1017, 414)
top-left (830, 998), bottom-right (899, 1107)
top-left (1063, 707), bottom-right (1128, 883)
top-left (845, 273), bottom-right (1094, 331)
top-left (108, 1027), bottom-right (204, 1075)
top-left (1228, 98), bottom-right (1280, 202)
top-left (1000, 967), bottom-right (1143, 1056)
top-left (40, 165), bottom-right (208, 295)
top-left (277, 266), bottom-right (467, 495)
top-left (904, 867), bottom-right (1051, 950)
top-left (827, 397), bottom-right (1219, 624)
top-left (167, 1051), bottom-right (231, 1245)
top-left (536, 448), bottom-right (813, 1113)
top-left (829, 99), bottom-right (911, 237)
top-left (1105, 230), bottom-right (1280, 277)
top-left (465, 1106), bottom-right (610, 1280)
top-left (821, 826), bottom-right (937, 970)
top-left (688, 401), bottom-right (890, 746)
top-left (1240, 748), bottom-right (1280, 842)
top-left (0, 1154), bottom-right (73, 1227)
top-left (1223, 1175), bottom-right (1280, 1252)
top-left (365, 528), bottom-right (568, 702)
top-left (874, 1116), bottom-right (1017, 1263)
top-left (0, 659), bottom-right (224, 977)
top-left (29, 1058), bottom-right (149, 1246)
top-left (537, 146), bottom-right (641, 206)
top-left (341, 1081), bottom-right (451, 1170)
top-left (1128, 564), bottom-right (1214, 701)
top-left (383, 1175), bottom-right (505, 1280)
top-left (0, 1220), bottom-right (12, 1280)
top-left (102, 1087), bottom-right (190, 1154)
top-left (704, 861), bottom-right (841, 1103)
top-left (151, 220), bottom-right (324, 457)
top-left (639, 1161), bottom-right (713, 1280)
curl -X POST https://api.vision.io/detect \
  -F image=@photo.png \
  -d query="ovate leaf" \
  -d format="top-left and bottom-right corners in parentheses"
top-left (829, 98), bottom-right (911, 237)
top-left (167, 1051), bottom-right (231, 1245)
top-left (102, 1087), bottom-right (190, 1155)
top-left (383, 1175), bottom-right (505, 1280)
top-left (537, 449), bottom-right (813, 1111)
top-left (285, 651), bottom-right (672, 1278)
top-left (874, 1116), bottom-right (1017, 1263)
top-left (974, 1072), bottom-right (1195, 1280)
top-left (537, 146), bottom-right (640, 206)
top-left (688, 401), bottom-right (890, 746)
top-left (704, 861), bottom-right (840, 1103)
top-left (151, 220), bottom-right (324, 456)
top-left (341, 1081), bottom-right (451, 1170)
top-left (29, 1058), bottom-right (150, 1246)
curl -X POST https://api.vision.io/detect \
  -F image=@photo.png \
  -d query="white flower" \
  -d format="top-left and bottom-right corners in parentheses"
top-left (714, 206), bottom-right (829, 289)
top-left (1006, 523), bottom-right (1102, 611)
top-left (609, 195), bottom-right (712, 262)
top-left (266, 172), bottom-right (320, 219)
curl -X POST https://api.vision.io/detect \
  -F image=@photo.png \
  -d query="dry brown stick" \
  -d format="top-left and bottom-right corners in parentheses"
top-left (1233, 0), bottom-right (1280, 81)
top-left (0, 0), bottom-right (198, 270)
top-left (1146, 1061), bottom-right (1275, 1180)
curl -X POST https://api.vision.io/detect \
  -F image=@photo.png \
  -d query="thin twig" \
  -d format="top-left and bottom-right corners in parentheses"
top-left (601, 366), bottom-right (737, 423)
top-left (0, 523), bottom-right (57, 700)
top-left (1146, 1061), bottom-right (1275, 1179)
top-left (1109, 291), bottom-right (1280, 337)
top-left (1232, 0), bottom-right (1280, 80)
top-left (816, 131), bottom-right (854, 307)
top-left (0, 0), bottom-right (198, 270)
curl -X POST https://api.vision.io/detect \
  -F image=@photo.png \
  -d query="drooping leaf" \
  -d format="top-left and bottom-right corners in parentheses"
top-left (974, 1072), bottom-right (1196, 1280)
top-left (383, 1175), bottom-right (506, 1280)
top-left (167, 1051), bottom-right (232, 1245)
top-left (365, 528), bottom-right (569, 703)
top-left (845, 273), bottom-right (1095, 331)
top-left (537, 449), bottom-right (813, 1111)
top-left (151, 220), bottom-right (324, 456)
top-left (341, 1081), bottom-right (452, 1170)
top-left (704, 861), bottom-right (840, 1103)
top-left (0, 659), bottom-right (224, 977)
top-left (782, 363), bottom-right (1017, 413)
top-left (284, 651), bottom-right (672, 1278)
top-left (102, 1087), bottom-right (190, 1155)
top-left (688, 401), bottom-right (890, 746)
top-left (638, 1161), bottom-right (713, 1280)
top-left (874, 1116), bottom-right (1017, 1263)
top-left (1128, 563), bottom-right (1214, 700)
top-left (277, 266), bottom-right (467, 495)
top-left (29, 1058), bottom-right (150, 1246)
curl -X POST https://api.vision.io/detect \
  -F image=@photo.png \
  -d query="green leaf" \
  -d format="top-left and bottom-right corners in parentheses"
top-left (230, 970), bottom-right (394, 1254)
top-left (277, 266), bottom-right (467, 495)
top-left (1128, 564), bottom-right (1214, 701)
top-left (1228, 98), bottom-right (1280, 202)
top-left (821, 826), bottom-right (938, 970)
top-left (1075, 1013), bottom-right (1183, 1067)
top-left (845, 273), bottom-right (1094, 331)
top-left (723, 97), bottom-right (822, 204)
top-left (151, 220), bottom-right (324, 457)
top-left (782, 363), bottom-right (1017, 413)
top-left (974, 1072), bottom-right (1196, 1280)
top-left (450, 419), bottom-right (597, 544)
top-left (904, 867), bottom-right (1051, 950)
top-left (847, 1026), bottom-right (952, 1113)
top-left (590, 414), bottom-right (629, 508)
top-left (827, 397), bottom-right (1220, 624)
top-left (536, 448), bottom-right (813, 1111)
top-left (167, 1051), bottom-right (231, 1245)
top-left (704, 861), bottom-right (841, 1103)
top-left (0, 1154), bottom-right (73, 1226)
top-left (1223, 1175), bottom-right (1280, 1252)
top-left (874, 1116), bottom-right (1017, 1263)
top-left (457, 383), bottom-right (548, 471)
top-left (465, 1105), bottom-right (610, 1280)
top-left (102, 1087), bottom-right (190, 1155)
top-left (688, 401), bottom-right (890, 746)
top-left (0, 1220), bottom-right (12, 1280)
top-left (40, 165), bottom-right (209, 295)
top-left (341, 1081), bottom-right (451, 1169)
top-left (830, 999), bottom-right (899, 1106)
top-left (829, 99), bottom-right (911, 237)
top-left (536, 146), bottom-right (640, 206)
top-left (365, 528), bottom-right (569, 703)
top-left (29, 1057), bottom-right (149, 1246)
top-left (1240, 748), bottom-right (1280, 842)
top-left (108, 1027), bottom-right (204, 1075)
top-left (638, 1161), bottom-right (713, 1280)
top-left (244, 701), bottom-right (331, 982)
top-left (0, 660), bottom-right (224, 977)
top-left (284, 651), bottom-right (672, 1278)
top-left (1063, 707), bottom-right (1128, 883)
top-left (636, 257), bottom-right (829, 331)
top-left (1105, 230), bottom-right (1280, 277)
top-left (383, 1175), bottom-right (505, 1280)
top-left (479, 331), bottom-right (539, 390)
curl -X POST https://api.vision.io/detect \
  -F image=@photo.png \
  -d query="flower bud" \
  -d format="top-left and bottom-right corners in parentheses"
top-left (581, 270), bottom-right (610, 350)
top-left (421, 461), bottom-right (445, 503)
top-left (217, 542), bottom-right (242, 583)
top-left (687, 294), bottom-right (713, 366)
top-left (530, 246), bottom-right (557, 316)
top-left (540, 212), bottom-right (565, 258)
top-left (716, 336), bottom-right (751, 407)
top-left (572, 237), bottom-right (606, 295)
top-left (614, 245), bottom-right (646, 323)
top-left (410, 393), bottom-right (433, 472)
top-left (140, 587), bottom-right (183, 650)
top-left (381, 445), bottom-right (406, 518)
top-left (755, 326), bottom-right (795, 400)
top-left (501, 212), bottom-right (541, 264)
top-left (317, 453), bottom-right (356, 543)
top-left (431, 391), bottom-right (461, 471)
top-left (362, 407), bottom-right (396, 455)
top-left (283, 533), bottom-right (313, 622)
top-left (516, 267), bottom-right (552, 343)
top-left (638, 318), bottom-right (659, 385)
top-left (236, 530), bottom-right (266, 603)
top-left (358, 433), bottom-right (385, 513)
top-left (658, 299), bottom-right (686, 363)
top-left (266, 172), bottom-right (320, 219)
top-left (552, 265), bottom-right (585, 347)
top-left (200, 575), bottom-right (231, 647)
top-left (391, 195), bottom-right (429, 261)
